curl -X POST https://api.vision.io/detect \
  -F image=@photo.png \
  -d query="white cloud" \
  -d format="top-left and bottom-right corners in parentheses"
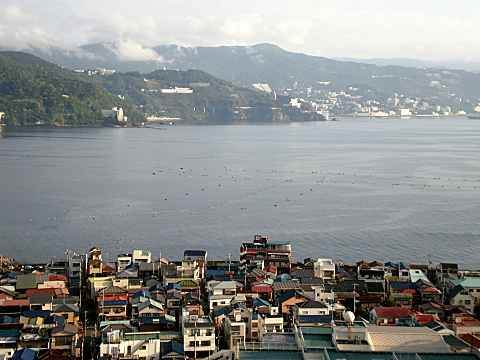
top-left (1, 1), bottom-right (480, 62)
top-left (3, 5), bottom-right (37, 23)
top-left (105, 40), bottom-right (165, 62)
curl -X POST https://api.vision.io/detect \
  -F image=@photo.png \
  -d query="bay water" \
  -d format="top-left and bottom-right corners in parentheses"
top-left (1, 117), bottom-right (479, 268)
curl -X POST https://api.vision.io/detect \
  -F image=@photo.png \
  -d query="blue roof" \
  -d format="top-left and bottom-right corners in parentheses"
top-left (252, 314), bottom-right (258, 320)
top-left (0, 329), bottom-right (21, 338)
top-left (0, 316), bottom-right (13, 324)
top-left (184, 250), bottom-right (206, 257)
top-left (161, 340), bottom-right (184, 356)
top-left (297, 315), bottom-right (333, 324)
top-left (44, 315), bottom-right (65, 325)
top-left (148, 284), bottom-right (165, 292)
top-left (125, 263), bottom-right (140, 270)
top-left (205, 269), bottom-right (227, 276)
top-left (23, 310), bottom-right (50, 318)
top-left (268, 240), bottom-right (291, 245)
top-left (389, 282), bottom-right (417, 290)
top-left (214, 306), bottom-right (229, 318)
top-left (133, 290), bottom-right (150, 299)
top-left (12, 348), bottom-right (37, 360)
top-left (137, 316), bottom-right (174, 324)
top-left (384, 261), bottom-right (398, 269)
top-left (1, 272), bottom-right (17, 279)
top-left (166, 283), bottom-right (182, 291)
top-left (206, 275), bottom-right (231, 282)
top-left (101, 300), bottom-right (127, 306)
top-left (253, 298), bottom-right (270, 307)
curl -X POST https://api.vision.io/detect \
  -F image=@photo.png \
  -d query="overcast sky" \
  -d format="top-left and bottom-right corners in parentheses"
top-left (1, 0), bottom-right (480, 62)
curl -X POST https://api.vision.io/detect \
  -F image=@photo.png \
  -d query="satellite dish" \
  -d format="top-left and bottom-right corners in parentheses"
top-left (344, 311), bottom-right (355, 324)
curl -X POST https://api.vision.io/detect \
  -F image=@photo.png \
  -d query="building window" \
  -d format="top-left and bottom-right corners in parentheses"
top-left (201, 340), bottom-right (211, 347)
top-left (466, 300), bottom-right (471, 305)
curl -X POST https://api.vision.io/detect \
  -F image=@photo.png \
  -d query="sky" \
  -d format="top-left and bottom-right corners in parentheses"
top-left (1, 0), bottom-right (480, 62)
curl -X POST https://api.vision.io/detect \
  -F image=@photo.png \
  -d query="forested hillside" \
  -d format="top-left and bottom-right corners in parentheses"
top-left (0, 52), bottom-right (145, 126)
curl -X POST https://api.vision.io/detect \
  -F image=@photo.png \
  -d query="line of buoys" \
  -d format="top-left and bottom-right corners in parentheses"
top-left (29, 208), bottom-right (194, 222)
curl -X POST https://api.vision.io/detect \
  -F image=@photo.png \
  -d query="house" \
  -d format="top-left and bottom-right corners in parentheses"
top-left (166, 292), bottom-right (183, 316)
top-left (251, 285), bottom-right (273, 302)
top-left (223, 304), bottom-right (252, 348)
top-left (117, 254), bottom-right (132, 272)
top-left (358, 268), bottom-right (385, 282)
top-left (67, 254), bottom-right (84, 286)
top-left (450, 285), bottom-right (475, 314)
top-left (29, 293), bottom-right (53, 311)
top-left (369, 307), bottom-right (411, 326)
top-left (184, 250), bottom-right (207, 262)
top-left (137, 299), bottom-right (164, 318)
top-left (132, 250), bottom-right (151, 265)
top-left (208, 281), bottom-right (241, 309)
top-left (389, 293), bottom-right (413, 309)
top-left (239, 235), bottom-right (291, 273)
top-left (51, 304), bottom-right (79, 325)
top-left (418, 286), bottom-right (442, 303)
top-left (100, 330), bottom-right (181, 359)
top-left (137, 315), bottom-right (176, 332)
top-left (257, 313), bottom-right (284, 341)
top-left (292, 299), bottom-right (329, 325)
top-left (15, 275), bottom-right (37, 292)
top-left (358, 296), bottom-right (383, 309)
top-left (276, 289), bottom-right (311, 315)
top-left (450, 278), bottom-right (480, 305)
top-left (181, 309), bottom-right (215, 357)
top-left (97, 295), bottom-right (128, 321)
top-left (332, 320), bottom-right (450, 353)
top-left (161, 340), bottom-right (185, 359)
top-left (50, 324), bottom-right (80, 357)
top-left (314, 259), bottom-right (335, 280)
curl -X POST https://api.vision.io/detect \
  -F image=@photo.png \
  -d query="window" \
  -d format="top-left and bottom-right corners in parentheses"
top-left (201, 340), bottom-right (211, 347)
top-left (403, 300), bottom-right (409, 305)
top-left (466, 300), bottom-right (471, 305)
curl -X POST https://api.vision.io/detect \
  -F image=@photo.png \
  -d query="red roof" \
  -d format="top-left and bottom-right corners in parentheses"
top-left (96, 295), bottom-right (128, 302)
top-left (414, 314), bottom-right (435, 325)
top-left (421, 287), bottom-right (441, 294)
top-left (402, 289), bottom-right (419, 296)
top-left (356, 261), bottom-right (370, 268)
top-left (49, 275), bottom-right (67, 282)
top-left (264, 265), bottom-right (278, 274)
top-left (27, 288), bottom-right (55, 297)
top-left (374, 307), bottom-right (411, 318)
top-left (251, 285), bottom-right (273, 293)
top-left (3, 299), bottom-right (29, 306)
top-left (369, 261), bottom-right (383, 267)
top-left (410, 264), bottom-right (428, 270)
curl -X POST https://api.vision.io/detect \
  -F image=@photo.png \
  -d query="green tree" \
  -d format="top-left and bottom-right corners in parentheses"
top-left (356, 306), bottom-right (369, 319)
top-left (380, 298), bottom-right (397, 307)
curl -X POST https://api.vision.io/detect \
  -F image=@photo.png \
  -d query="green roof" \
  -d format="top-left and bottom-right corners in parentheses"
top-left (178, 279), bottom-right (199, 286)
top-left (16, 274), bottom-right (37, 290)
top-left (123, 331), bottom-right (180, 341)
top-left (391, 293), bottom-right (413, 299)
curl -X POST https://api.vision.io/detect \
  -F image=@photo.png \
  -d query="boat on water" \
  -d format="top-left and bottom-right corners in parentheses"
top-left (468, 115), bottom-right (480, 119)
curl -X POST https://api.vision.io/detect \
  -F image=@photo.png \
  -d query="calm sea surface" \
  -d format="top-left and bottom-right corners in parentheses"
top-left (1, 118), bottom-right (480, 268)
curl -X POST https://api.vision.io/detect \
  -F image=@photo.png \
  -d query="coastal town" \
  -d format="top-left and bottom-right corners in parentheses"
top-left (1, 235), bottom-right (480, 360)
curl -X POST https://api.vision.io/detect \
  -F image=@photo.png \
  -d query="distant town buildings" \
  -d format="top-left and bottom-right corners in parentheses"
top-left (1, 236), bottom-right (480, 359)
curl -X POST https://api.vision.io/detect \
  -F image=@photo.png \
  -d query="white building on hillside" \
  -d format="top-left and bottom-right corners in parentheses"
top-left (102, 107), bottom-right (125, 121)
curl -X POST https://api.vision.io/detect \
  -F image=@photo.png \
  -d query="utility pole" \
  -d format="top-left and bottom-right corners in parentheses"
top-left (353, 283), bottom-right (358, 314)
top-left (228, 253), bottom-right (231, 273)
